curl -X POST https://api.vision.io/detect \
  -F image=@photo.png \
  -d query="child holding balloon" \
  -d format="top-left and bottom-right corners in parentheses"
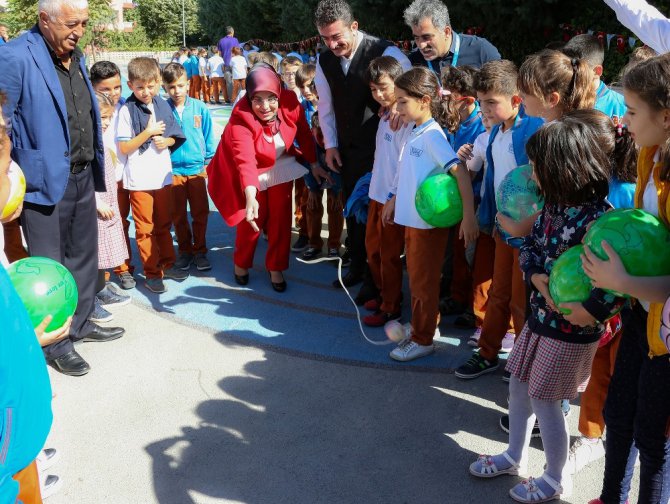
top-left (381, 66), bottom-right (477, 362)
top-left (582, 53), bottom-right (670, 504)
top-left (468, 111), bottom-right (626, 503)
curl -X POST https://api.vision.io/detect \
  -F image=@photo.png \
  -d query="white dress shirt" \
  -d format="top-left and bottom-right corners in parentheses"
top-left (314, 31), bottom-right (412, 149)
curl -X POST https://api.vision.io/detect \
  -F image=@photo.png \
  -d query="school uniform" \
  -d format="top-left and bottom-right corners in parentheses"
top-left (393, 119), bottom-right (459, 345)
top-left (199, 56), bottom-right (210, 103)
top-left (476, 112), bottom-right (544, 361)
top-left (365, 117), bottom-right (412, 314)
top-left (207, 55), bottom-right (225, 103)
top-left (169, 97), bottom-right (216, 256)
top-left (187, 55), bottom-right (201, 99)
top-left (594, 81), bottom-right (626, 123)
top-left (117, 96), bottom-right (185, 279)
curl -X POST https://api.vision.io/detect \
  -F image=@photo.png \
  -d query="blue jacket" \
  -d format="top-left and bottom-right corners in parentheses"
top-left (0, 267), bottom-right (53, 503)
top-left (446, 104), bottom-right (486, 152)
top-left (0, 26), bottom-right (105, 206)
top-left (479, 111), bottom-right (544, 229)
top-left (595, 81), bottom-right (627, 122)
top-left (168, 97), bottom-right (216, 176)
top-left (185, 55), bottom-right (199, 79)
top-left (608, 178), bottom-right (636, 209)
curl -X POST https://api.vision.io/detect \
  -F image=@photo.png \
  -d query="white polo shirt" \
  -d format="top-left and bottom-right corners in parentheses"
top-left (116, 103), bottom-right (173, 191)
top-left (491, 125), bottom-right (517, 195)
top-left (394, 119), bottom-right (459, 229)
top-left (368, 118), bottom-right (413, 204)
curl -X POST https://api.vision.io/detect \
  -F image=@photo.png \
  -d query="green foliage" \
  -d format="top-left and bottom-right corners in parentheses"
top-left (135, 0), bottom-right (202, 47)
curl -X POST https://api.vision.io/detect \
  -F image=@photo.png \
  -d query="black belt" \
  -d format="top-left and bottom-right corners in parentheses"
top-left (70, 161), bottom-right (90, 174)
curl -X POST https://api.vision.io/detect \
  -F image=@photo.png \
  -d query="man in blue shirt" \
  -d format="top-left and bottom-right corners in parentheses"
top-left (404, 0), bottom-right (500, 73)
top-left (0, 24), bottom-right (8, 45)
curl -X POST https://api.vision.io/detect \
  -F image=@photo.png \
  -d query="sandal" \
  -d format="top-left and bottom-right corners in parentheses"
top-left (509, 474), bottom-right (564, 503)
top-left (469, 452), bottom-right (525, 478)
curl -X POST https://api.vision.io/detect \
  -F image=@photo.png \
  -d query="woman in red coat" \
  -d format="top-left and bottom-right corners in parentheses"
top-left (207, 63), bottom-right (327, 291)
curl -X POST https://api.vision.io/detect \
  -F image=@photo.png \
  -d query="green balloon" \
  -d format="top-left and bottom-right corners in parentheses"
top-left (583, 208), bottom-right (670, 296)
top-left (496, 164), bottom-right (544, 222)
top-left (7, 257), bottom-right (78, 331)
top-left (415, 172), bottom-right (463, 227)
top-left (549, 245), bottom-right (592, 315)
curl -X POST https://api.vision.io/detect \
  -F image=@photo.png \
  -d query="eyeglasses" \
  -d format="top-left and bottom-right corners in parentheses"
top-left (282, 72), bottom-right (296, 78)
top-left (251, 96), bottom-right (279, 107)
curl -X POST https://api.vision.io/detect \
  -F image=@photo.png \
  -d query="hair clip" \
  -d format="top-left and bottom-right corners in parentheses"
top-left (570, 57), bottom-right (579, 68)
top-left (615, 123), bottom-right (627, 143)
top-left (438, 88), bottom-right (451, 99)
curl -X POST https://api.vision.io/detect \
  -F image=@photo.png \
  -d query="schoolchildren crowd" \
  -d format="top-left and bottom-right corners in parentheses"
top-left (1, 0), bottom-right (670, 502)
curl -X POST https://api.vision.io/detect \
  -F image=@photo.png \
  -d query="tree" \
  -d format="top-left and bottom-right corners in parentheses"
top-left (135, 0), bottom-right (201, 47)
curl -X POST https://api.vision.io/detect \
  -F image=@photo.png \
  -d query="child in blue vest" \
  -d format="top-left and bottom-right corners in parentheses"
top-left (163, 63), bottom-right (216, 272)
top-left (438, 65), bottom-right (487, 328)
top-left (563, 34), bottom-right (627, 123)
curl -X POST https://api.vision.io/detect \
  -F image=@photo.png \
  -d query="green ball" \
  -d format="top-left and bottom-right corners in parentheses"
top-left (496, 164), bottom-right (544, 222)
top-left (583, 208), bottom-right (670, 296)
top-left (7, 257), bottom-right (78, 331)
top-left (415, 173), bottom-right (463, 227)
top-left (549, 245), bottom-right (592, 315)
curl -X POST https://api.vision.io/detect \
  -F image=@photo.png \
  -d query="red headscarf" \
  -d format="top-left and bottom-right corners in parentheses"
top-left (245, 63), bottom-right (283, 138)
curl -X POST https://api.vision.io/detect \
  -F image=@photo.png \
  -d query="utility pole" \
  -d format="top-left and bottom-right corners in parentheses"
top-left (182, 0), bottom-right (186, 46)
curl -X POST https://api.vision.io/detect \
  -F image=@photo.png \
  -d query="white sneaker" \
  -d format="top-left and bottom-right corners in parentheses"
top-left (500, 332), bottom-right (515, 353)
top-left (566, 436), bottom-right (605, 474)
top-left (39, 473), bottom-right (63, 500)
top-left (36, 448), bottom-right (60, 472)
top-left (390, 339), bottom-right (434, 362)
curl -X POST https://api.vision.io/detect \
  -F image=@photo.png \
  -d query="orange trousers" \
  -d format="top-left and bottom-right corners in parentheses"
top-left (306, 189), bottom-right (344, 250)
top-left (129, 185), bottom-right (175, 279)
top-left (478, 232), bottom-right (526, 361)
top-left (406, 226), bottom-right (450, 345)
top-left (172, 174), bottom-right (209, 255)
top-left (210, 77), bottom-right (224, 103)
top-left (2, 218), bottom-right (28, 263)
top-left (234, 182), bottom-right (292, 271)
top-left (200, 77), bottom-right (210, 103)
top-left (189, 75), bottom-right (201, 99)
top-left (470, 233), bottom-right (497, 327)
top-left (13, 460), bottom-right (42, 504)
top-left (294, 178), bottom-right (308, 237)
top-left (365, 200), bottom-right (404, 314)
top-left (114, 181), bottom-right (134, 275)
top-left (231, 79), bottom-right (245, 103)
top-left (578, 330), bottom-right (623, 438)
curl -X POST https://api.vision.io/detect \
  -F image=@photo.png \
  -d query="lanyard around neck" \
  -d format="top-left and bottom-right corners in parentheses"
top-left (427, 33), bottom-right (460, 75)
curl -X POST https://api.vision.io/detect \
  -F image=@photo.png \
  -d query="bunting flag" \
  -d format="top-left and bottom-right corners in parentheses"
top-left (559, 23), bottom-right (640, 52)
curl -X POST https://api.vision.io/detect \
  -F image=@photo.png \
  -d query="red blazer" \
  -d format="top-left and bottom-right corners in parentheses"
top-left (207, 89), bottom-right (317, 226)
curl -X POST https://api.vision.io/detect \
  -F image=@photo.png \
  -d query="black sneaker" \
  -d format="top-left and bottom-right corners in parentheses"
top-left (117, 271), bottom-right (136, 290)
top-left (454, 353), bottom-right (499, 379)
top-left (291, 235), bottom-right (309, 252)
top-left (328, 248), bottom-right (340, 259)
top-left (439, 297), bottom-right (465, 316)
top-left (302, 247), bottom-right (322, 261)
top-left (174, 253), bottom-right (194, 270)
top-left (499, 414), bottom-right (541, 438)
top-left (163, 266), bottom-right (189, 281)
top-left (454, 311), bottom-right (476, 329)
top-left (145, 278), bottom-right (167, 293)
top-left (340, 247), bottom-right (351, 268)
top-left (194, 253), bottom-right (212, 271)
top-left (502, 370), bottom-right (511, 383)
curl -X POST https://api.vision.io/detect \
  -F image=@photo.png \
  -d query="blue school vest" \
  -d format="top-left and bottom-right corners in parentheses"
top-left (594, 81), bottom-right (626, 123)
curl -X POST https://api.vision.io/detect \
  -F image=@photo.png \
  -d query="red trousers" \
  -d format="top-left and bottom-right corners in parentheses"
top-left (578, 330), bottom-right (623, 438)
top-left (13, 460), bottom-right (42, 504)
top-left (306, 189), bottom-right (344, 250)
top-left (478, 232), bottom-right (526, 361)
top-left (471, 233), bottom-right (497, 327)
top-left (189, 75), bottom-right (202, 99)
top-left (114, 181), bottom-right (134, 275)
top-left (172, 174), bottom-right (209, 255)
top-left (406, 226), bottom-right (450, 345)
top-left (294, 178), bottom-right (308, 237)
top-left (2, 218), bottom-right (28, 263)
top-left (201, 77), bottom-right (210, 103)
top-left (365, 200), bottom-right (404, 313)
top-left (130, 185), bottom-right (175, 279)
top-left (235, 181), bottom-right (292, 271)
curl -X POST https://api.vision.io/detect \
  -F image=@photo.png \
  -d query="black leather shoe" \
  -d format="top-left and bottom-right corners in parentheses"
top-left (268, 272), bottom-right (287, 292)
top-left (80, 324), bottom-right (125, 343)
top-left (332, 271), bottom-right (363, 289)
top-left (234, 273), bottom-right (249, 285)
top-left (354, 282), bottom-right (380, 306)
top-left (50, 350), bottom-right (90, 376)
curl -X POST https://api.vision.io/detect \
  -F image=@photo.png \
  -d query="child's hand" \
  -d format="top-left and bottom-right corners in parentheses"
top-left (145, 117), bottom-right (166, 137)
top-left (381, 196), bottom-right (396, 226)
top-left (307, 191), bottom-right (320, 211)
top-left (311, 164), bottom-right (333, 186)
top-left (457, 143), bottom-right (474, 163)
top-left (559, 302), bottom-right (597, 327)
top-left (0, 202), bottom-right (22, 224)
top-left (459, 215), bottom-right (479, 247)
top-left (153, 136), bottom-right (171, 151)
top-left (35, 315), bottom-right (72, 347)
top-left (581, 241), bottom-right (628, 295)
top-left (496, 212), bottom-right (516, 235)
top-left (531, 273), bottom-right (557, 311)
top-left (97, 205), bottom-right (114, 220)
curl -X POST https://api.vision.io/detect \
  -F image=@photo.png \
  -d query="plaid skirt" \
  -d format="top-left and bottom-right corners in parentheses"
top-left (97, 151), bottom-right (129, 270)
top-left (506, 323), bottom-right (599, 401)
